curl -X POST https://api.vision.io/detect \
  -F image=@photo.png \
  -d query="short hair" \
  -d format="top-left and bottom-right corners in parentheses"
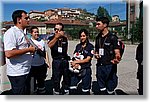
top-left (30, 26), bottom-right (38, 33)
top-left (56, 22), bottom-right (64, 31)
top-left (78, 28), bottom-right (89, 41)
top-left (96, 16), bottom-right (110, 27)
top-left (12, 10), bottom-right (27, 24)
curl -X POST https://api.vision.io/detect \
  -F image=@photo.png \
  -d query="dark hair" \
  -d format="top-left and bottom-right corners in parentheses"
top-left (30, 26), bottom-right (38, 33)
top-left (96, 16), bottom-right (110, 27)
top-left (56, 22), bottom-right (64, 31)
top-left (79, 29), bottom-right (89, 38)
top-left (12, 10), bottom-right (27, 24)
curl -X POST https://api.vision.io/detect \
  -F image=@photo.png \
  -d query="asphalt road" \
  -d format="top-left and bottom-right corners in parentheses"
top-left (46, 40), bottom-right (139, 95)
top-left (0, 40), bottom-right (139, 95)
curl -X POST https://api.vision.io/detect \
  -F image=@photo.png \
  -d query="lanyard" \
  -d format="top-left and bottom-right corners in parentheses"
top-left (58, 38), bottom-right (62, 47)
top-left (99, 36), bottom-right (107, 48)
top-left (80, 45), bottom-right (85, 53)
top-left (20, 29), bottom-right (39, 50)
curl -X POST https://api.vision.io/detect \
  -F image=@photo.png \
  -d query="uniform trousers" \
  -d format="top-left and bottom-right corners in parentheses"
top-left (70, 68), bottom-right (92, 91)
top-left (52, 58), bottom-right (70, 92)
top-left (96, 64), bottom-right (118, 92)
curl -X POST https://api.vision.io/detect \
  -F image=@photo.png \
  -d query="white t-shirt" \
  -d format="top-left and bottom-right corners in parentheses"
top-left (31, 38), bottom-right (46, 66)
top-left (4, 26), bottom-right (33, 76)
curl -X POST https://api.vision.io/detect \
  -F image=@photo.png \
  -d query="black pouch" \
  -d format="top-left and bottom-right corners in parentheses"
top-left (66, 55), bottom-right (71, 61)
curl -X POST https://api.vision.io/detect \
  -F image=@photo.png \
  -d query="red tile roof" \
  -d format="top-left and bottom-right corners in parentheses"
top-left (3, 19), bottom-right (126, 27)
top-left (109, 21), bottom-right (126, 27)
top-left (29, 19), bottom-right (46, 26)
top-left (44, 19), bottom-right (88, 26)
top-left (29, 10), bottom-right (44, 14)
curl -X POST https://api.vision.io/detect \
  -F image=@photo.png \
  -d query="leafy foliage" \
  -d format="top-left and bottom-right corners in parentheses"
top-left (97, 6), bottom-right (112, 21)
top-left (130, 18), bottom-right (143, 43)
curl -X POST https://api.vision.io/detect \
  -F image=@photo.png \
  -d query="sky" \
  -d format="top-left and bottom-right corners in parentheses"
top-left (0, 0), bottom-right (127, 21)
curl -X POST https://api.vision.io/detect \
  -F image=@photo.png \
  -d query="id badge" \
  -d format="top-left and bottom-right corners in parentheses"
top-left (58, 47), bottom-right (62, 53)
top-left (99, 48), bottom-right (104, 56)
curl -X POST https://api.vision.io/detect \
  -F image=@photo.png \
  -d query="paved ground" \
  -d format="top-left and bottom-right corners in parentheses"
top-left (0, 40), bottom-right (139, 95)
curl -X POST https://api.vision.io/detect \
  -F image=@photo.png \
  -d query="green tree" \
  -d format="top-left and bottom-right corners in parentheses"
top-left (97, 6), bottom-right (112, 21)
top-left (130, 18), bottom-right (143, 43)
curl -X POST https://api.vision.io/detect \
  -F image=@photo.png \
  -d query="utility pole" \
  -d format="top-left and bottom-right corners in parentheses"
top-left (127, 0), bottom-right (131, 40)
top-left (131, 1), bottom-right (135, 44)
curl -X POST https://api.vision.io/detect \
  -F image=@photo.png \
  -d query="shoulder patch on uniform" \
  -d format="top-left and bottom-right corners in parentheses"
top-left (91, 50), bottom-right (94, 54)
top-left (118, 41), bottom-right (120, 45)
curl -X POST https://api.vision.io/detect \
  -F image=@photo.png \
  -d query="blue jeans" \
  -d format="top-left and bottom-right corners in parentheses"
top-left (96, 64), bottom-right (118, 92)
top-left (8, 74), bottom-right (30, 95)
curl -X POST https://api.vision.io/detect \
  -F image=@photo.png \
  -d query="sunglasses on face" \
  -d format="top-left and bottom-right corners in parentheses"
top-left (54, 28), bottom-right (61, 31)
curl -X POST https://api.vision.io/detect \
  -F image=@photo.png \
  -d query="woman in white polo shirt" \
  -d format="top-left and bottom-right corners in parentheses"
top-left (29, 26), bottom-right (50, 94)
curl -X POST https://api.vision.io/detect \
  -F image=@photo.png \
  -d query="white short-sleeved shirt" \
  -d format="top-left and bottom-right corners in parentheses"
top-left (4, 26), bottom-right (33, 76)
top-left (31, 38), bottom-right (46, 66)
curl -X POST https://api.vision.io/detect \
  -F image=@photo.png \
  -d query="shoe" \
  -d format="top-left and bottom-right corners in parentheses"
top-left (53, 89), bottom-right (60, 95)
top-left (37, 87), bottom-right (46, 95)
top-left (82, 90), bottom-right (90, 95)
top-left (33, 88), bottom-right (38, 95)
top-left (99, 90), bottom-right (108, 95)
top-left (107, 90), bottom-right (116, 95)
top-left (63, 90), bottom-right (69, 95)
top-left (69, 89), bottom-right (77, 95)
top-left (82, 92), bottom-right (90, 95)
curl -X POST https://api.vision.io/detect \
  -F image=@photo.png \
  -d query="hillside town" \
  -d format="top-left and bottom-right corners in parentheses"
top-left (2, 7), bottom-right (126, 40)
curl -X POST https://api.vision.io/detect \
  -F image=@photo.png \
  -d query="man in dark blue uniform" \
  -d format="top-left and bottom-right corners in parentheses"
top-left (136, 42), bottom-right (143, 95)
top-left (95, 17), bottom-right (121, 95)
top-left (47, 23), bottom-right (70, 95)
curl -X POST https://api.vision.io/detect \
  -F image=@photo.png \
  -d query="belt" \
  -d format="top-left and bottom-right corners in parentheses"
top-left (97, 63), bottom-right (112, 66)
top-left (53, 57), bottom-right (66, 60)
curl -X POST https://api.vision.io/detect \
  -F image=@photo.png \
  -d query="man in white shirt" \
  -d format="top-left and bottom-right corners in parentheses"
top-left (4, 10), bottom-right (35, 95)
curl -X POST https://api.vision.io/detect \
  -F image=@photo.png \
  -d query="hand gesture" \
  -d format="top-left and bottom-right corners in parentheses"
top-left (28, 45), bottom-right (36, 53)
top-left (111, 55), bottom-right (121, 64)
top-left (94, 54), bottom-right (101, 59)
top-left (55, 31), bottom-right (64, 39)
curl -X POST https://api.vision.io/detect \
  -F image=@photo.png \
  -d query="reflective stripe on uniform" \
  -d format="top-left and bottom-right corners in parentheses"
top-left (100, 87), bottom-right (106, 91)
top-left (70, 86), bottom-right (77, 89)
top-left (82, 89), bottom-right (90, 92)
